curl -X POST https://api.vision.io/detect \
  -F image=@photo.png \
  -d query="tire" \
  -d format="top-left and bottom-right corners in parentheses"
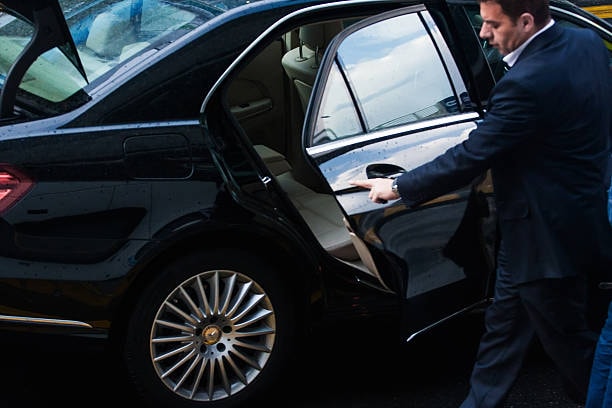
top-left (123, 249), bottom-right (298, 408)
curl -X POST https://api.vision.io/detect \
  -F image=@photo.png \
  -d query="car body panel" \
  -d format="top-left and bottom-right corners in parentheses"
top-left (0, 0), bottom-right (327, 332)
top-left (304, 7), bottom-right (497, 335)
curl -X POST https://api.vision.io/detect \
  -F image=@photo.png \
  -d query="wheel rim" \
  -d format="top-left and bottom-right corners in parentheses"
top-left (150, 269), bottom-right (276, 402)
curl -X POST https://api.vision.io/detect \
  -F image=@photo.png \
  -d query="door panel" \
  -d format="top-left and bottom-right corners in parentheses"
top-left (305, 7), bottom-right (495, 339)
top-left (227, 39), bottom-right (287, 154)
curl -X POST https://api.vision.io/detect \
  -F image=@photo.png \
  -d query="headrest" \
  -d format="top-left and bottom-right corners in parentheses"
top-left (298, 21), bottom-right (343, 52)
top-left (86, 12), bottom-right (134, 58)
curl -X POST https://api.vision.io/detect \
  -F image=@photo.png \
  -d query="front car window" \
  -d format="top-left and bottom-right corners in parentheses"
top-left (0, 0), bottom-right (255, 115)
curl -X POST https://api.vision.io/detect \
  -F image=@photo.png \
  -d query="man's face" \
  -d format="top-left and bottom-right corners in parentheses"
top-left (479, 1), bottom-right (533, 56)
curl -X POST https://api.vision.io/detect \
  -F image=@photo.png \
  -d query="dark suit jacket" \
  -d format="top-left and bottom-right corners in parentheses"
top-left (396, 23), bottom-right (612, 284)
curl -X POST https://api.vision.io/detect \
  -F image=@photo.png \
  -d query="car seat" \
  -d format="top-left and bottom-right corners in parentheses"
top-left (281, 21), bottom-right (344, 114)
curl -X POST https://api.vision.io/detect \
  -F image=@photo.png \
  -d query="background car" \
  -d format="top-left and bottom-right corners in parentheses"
top-left (0, 1), bottom-right (610, 407)
top-left (572, 0), bottom-right (612, 22)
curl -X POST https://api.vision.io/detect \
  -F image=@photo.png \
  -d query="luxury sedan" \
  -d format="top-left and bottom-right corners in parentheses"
top-left (0, 1), bottom-right (610, 407)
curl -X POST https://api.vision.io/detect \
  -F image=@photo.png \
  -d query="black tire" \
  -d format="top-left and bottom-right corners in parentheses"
top-left (123, 249), bottom-right (298, 408)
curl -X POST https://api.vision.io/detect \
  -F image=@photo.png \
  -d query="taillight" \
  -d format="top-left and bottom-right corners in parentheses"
top-left (0, 165), bottom-right (33, 215)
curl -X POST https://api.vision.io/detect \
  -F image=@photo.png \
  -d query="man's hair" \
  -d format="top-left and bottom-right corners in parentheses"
top-left (479, 0), bottom-right (551, 26)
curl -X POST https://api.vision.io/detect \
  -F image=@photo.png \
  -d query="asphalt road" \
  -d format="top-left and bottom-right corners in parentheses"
top-left (291, 313), bottom-right (585, 408)
top-left (0, 313), bottom-right (584, 408)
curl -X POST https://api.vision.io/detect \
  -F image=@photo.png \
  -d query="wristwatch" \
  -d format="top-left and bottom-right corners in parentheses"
top-left (391, 178), bottom-right (400, 197)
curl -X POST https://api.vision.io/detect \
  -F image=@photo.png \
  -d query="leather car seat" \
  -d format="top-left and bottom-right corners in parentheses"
top-left (281, 21), bottom-right (344, 113)
top-left (86, 12), bottom-right (136, 59)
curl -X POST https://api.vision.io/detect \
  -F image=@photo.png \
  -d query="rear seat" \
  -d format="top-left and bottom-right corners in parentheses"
top-left (254, 145), bottom-right (358, 261)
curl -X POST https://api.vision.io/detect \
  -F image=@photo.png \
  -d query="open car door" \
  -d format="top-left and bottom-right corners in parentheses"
top-left (303, 6), bottom-right (497, 340)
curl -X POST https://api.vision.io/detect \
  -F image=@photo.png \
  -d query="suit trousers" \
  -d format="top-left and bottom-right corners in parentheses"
top-left (459, 242), bottom-right (598, 408)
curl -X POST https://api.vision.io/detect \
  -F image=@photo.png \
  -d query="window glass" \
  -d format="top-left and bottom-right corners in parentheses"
top-left (337, 12), bottom-right (457, 131)
top-left (312, 63), bottom-right (362, 145)
top-left (23, 49), bottom-right (88, 103)
top-left (0, 12), bottom-right (32, 89)
top-left (0, 0), bottom-right (256, 113)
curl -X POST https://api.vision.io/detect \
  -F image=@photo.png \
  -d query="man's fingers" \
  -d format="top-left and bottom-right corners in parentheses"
top-left (349, 179), bottom-right (372, 189)
top-left (350, 179), bottom-right (388, 204)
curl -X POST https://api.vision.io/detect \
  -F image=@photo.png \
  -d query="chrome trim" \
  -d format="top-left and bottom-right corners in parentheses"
top-left (551, 5), bottom-right (612, 36)
top-left (355, 275), bottom-right (395, 293)
top-left (306, 112), bottom-right (480, 158)
top-left (0, 314), bottom-right (92, 328)
top-left (404, 298), bottom-right (492, 342)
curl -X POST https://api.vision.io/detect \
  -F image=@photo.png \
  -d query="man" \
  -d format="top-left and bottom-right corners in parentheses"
top-left (350, 0), bottom-right (612, 406)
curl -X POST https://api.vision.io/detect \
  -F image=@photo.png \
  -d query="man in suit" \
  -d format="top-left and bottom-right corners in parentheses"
top-left (350, 0), bottom-right (612, 406)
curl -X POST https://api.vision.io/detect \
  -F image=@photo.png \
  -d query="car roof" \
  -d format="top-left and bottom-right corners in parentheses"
top-left (1, 0), bottom-right (608, 120)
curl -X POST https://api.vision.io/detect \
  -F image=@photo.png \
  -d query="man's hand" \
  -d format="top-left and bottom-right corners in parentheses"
top-left (349, 178), bottom-right (399, 204)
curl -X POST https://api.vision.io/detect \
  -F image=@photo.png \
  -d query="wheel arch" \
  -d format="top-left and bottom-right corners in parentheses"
top-left (108, 218), bottom-right (322, 351)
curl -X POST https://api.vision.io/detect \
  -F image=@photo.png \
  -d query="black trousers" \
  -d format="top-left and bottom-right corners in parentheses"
top-left (459, 243), bottom-right (598, 408)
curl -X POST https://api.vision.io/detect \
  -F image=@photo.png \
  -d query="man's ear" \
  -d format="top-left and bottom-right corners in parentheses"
top-left (519, 12), bottom-right (535, 32)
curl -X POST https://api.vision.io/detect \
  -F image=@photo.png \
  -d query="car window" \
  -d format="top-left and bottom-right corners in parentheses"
top-left (0, 14), bottom-right (88, 103)
top-left (311, 11), bottom-right (471, 147)
top-left (0, 0), bottom-right (254, 113)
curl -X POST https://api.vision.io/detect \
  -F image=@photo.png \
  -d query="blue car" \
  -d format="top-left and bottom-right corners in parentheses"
top-left (0, 1), bottom-right (610, 407)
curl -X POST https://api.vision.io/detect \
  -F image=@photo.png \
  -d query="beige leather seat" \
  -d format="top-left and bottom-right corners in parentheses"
top-left (254, 145), bottom-right (358, 261)
top-left (254, 145), bottom-right (385, 283)
top-left (281, 21), bottom-right (343, 113)
top-left (86, 12), bottom-right (136, 59)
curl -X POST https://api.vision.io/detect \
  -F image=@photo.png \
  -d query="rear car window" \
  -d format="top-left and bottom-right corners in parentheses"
top-left (0, 0), bottom-right (251, 112)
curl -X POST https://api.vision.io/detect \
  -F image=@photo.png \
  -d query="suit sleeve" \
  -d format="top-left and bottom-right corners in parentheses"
top-left (395, 77), bottom-right (539, 207)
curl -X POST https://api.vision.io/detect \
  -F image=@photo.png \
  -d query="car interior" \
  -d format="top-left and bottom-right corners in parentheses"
top-left (226, 17), bottom-right (391, 285)
top-left (225, 12), bottom-right (491, 285)
top-left (281, 21), bottom-right (344, 115)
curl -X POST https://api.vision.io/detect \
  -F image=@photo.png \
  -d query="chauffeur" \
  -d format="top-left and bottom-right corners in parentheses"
top-left (350, 0), bottom-right (612, 406)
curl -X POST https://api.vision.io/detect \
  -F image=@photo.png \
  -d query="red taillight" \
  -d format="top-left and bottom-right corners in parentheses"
top-left (0, 165), bottom-right (33, 215)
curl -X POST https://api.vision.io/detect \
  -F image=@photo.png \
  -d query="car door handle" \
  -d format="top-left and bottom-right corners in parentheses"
top-left (230, 98), bottom-right (272, 120)
top-left (365, 163), bottom-right (405, 179)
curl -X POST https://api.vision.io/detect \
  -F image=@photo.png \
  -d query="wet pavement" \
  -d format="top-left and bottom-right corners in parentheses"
top-left (291, 313), bottom-right (584, 408)
top-left (0, 313), bottom-right (584, 407)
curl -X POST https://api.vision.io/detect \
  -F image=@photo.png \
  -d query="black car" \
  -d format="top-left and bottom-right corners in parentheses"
top-left (0, 0), bottom-right (610, 407)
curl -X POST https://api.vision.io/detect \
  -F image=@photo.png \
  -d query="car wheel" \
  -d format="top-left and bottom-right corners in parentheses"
top-left (123, 249), bottom-right (298, 408)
